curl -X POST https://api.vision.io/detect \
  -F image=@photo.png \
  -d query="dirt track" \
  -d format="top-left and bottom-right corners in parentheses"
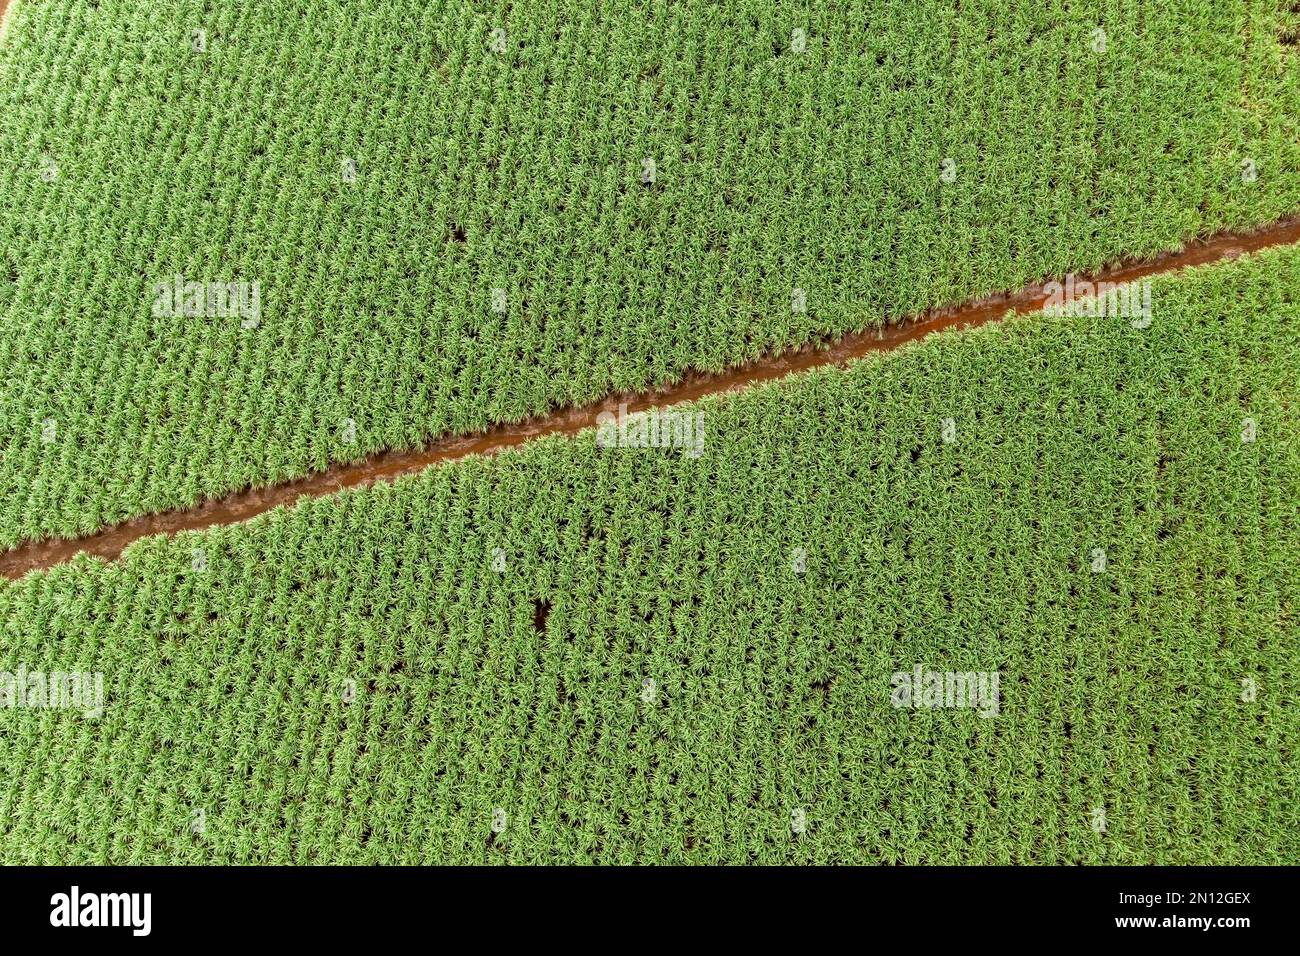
top-left (2, 216), bottom-right (1298, 581)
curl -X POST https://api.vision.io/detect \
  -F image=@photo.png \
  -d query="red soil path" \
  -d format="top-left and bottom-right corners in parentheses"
top-left (3, 216), bottom-right (1298, 580)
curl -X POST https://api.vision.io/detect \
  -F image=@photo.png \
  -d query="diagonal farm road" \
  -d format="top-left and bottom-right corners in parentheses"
top-left (2, 214), bottom-right (1298, 581)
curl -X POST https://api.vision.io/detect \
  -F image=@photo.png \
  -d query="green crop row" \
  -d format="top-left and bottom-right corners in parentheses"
top-left (2, 0), bottom-right (1299, 548)
top-left (1, 243), bottom-right (1295, 863)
